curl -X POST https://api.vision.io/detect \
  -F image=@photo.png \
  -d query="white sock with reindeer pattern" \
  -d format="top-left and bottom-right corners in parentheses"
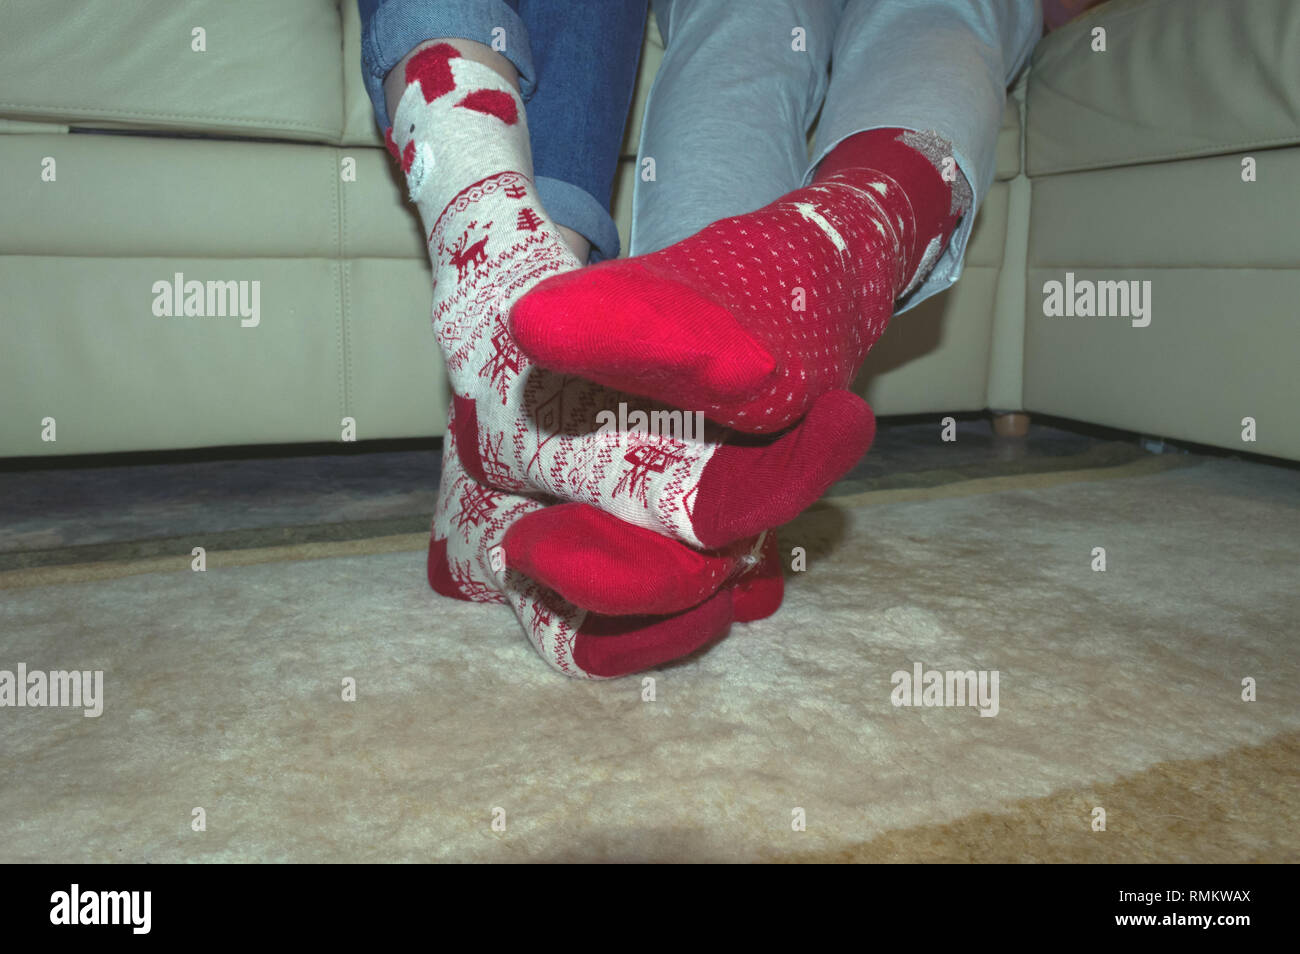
top-left (386, 43), bottom-right (874, 550)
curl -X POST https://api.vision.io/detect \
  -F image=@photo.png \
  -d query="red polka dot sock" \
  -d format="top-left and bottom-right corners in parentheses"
top-left (510, 128), bottom-right (971, 433)
top-left (428, 403), bottom-right (781, 679)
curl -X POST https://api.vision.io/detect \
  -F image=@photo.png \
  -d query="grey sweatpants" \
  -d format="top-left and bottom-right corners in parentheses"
top-left (631, 0), bottom-right (1042, 312)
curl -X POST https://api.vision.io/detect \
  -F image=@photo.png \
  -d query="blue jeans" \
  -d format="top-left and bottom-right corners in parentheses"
top-left (358, 0), bottom-right (646, 261)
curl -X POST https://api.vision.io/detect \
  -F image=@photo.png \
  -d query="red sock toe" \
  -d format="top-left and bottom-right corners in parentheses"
top-left (427, 535), bottom-right (460, 598)
top-left (503, 503), bottom-right (740, 616)
top-left (510, 263), bottom-right (777, 405)
top-left (691, 390), bottom-right (875, 548)
top-left (572, 588), bottom-right (734, 678)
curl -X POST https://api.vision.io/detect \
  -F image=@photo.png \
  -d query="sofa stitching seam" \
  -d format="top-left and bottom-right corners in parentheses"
top-left (1028, 133), bottom-right (1300, 177)
top-left (0, 103), bottom-right (337, 135)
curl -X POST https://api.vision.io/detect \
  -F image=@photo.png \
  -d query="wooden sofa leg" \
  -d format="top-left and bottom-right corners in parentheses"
top-left (992, 412), bottom-right (1030, 438)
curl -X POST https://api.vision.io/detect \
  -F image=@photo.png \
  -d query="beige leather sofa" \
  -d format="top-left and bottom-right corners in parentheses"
top-left (2, 0), bottom-right (1296, 461)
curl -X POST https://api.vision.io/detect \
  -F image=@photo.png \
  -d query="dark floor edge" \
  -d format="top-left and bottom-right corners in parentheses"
top-left (1, 442), bottom-right (1184, 573)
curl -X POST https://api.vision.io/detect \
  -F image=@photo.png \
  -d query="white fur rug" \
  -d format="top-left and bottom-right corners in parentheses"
top-left (2, 456), bottom-right (1297, 862)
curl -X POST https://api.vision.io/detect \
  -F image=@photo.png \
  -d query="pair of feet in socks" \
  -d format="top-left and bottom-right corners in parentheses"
top-left (387, 44), bottom-right (964, 677)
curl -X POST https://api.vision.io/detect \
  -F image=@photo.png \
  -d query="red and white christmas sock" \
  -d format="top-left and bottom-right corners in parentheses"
top-left (387, 43), bottom-right (874, 549)
top-left (429, 405), bottom-right (782, 679)
top-left (510, 128), bottom-right (972, 433)
top-left (501, 502), bottom-right (771, 618)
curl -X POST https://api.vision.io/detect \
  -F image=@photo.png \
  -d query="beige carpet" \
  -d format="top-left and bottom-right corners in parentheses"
top-left (2, 454), bottom-right (1297, 862)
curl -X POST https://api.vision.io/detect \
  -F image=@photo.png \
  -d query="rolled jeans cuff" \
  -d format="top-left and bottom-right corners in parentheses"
top-left (360, 0), bottom-right (536, 133)
top-left (537, 176), bottom-right (622, 263)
